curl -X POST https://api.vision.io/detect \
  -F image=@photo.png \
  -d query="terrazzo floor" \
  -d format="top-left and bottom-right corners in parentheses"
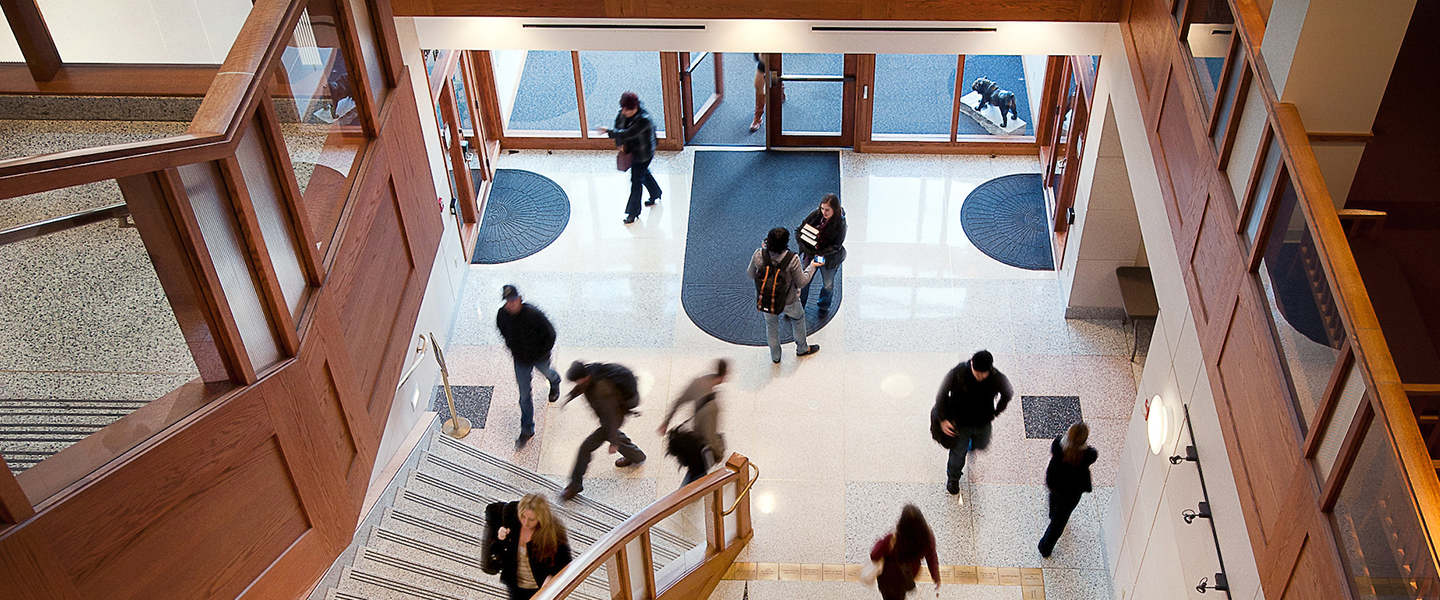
top-left (441, 147), bottom-right (1138, 600)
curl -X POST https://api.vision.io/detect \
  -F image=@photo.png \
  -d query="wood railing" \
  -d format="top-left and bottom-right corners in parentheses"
top-left (535, 454), bottom-right (757, 600)
top-left (0, 0), bottom-right (305, 200)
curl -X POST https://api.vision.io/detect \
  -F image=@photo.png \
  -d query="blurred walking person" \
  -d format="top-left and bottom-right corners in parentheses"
top-left (496, 284), bottom-right (560, 449)
top-left (658, 359), bottom-right (729, 485)
top-left (1039, 422), bottom-right (1098, 558)
top-left (559, 360), bottom-right (646, 501)
top-left (868, 504), bottom-right (941, 600)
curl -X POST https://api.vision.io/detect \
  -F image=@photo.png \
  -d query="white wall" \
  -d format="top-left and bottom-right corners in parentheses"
top-left (371, 18), bottom-right (473, 486)
top-left (0, 0), bottom-right (250, 64)
top-left (1021, 54), bottom-right (1048, 127)
top-left (1094, 25), bottom-right (1265, 600)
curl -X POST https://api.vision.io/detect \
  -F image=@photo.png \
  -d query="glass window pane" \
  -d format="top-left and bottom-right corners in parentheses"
top-left (580, 51), bottom-right (666, 136)
top-left (1330, 417), bottom-right (1440, 599)
top-left (452, 73), bottom-right (472, 132)
top-left (786, 53), bottom-right (842, 76)
top-left (780, 80), bottom-right (843, 135)
top-left (345, 0), bottom-right (390, 106)
top-left (1183, 0), bottom-right (1236, 111)
top-left (1243, 136), bottom-right (1284, 242)
top-left (506, 51), bottom-right (581, 135)
top-left (272, 1), bottom-right (369, 257)
top-left (1313, 361), bottom-right (1367, 483)
top-left (12, 0), bottom-right (249, 64)
top-left (959, 55), bottom-right (1033, 136)
top-left (236, 118), bottom-right (309, 321)
top-left (0, 191), bottom-right (200, 479)
top-left (872, 54), bottom-right (957, 140)
top-left (1211, 51), bottom-right (1243, 150)
top-left (690, 52), bottom-right (717, 112)
top-left (626, 536), bottom-right (649, 600)
top-left (1255, 175), bottom-right (1345, 436)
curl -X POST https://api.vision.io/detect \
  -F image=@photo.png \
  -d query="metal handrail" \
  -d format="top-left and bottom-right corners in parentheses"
top-left (393, 334), bottom-right (430, 391)
top-left (0, 202), bottom-right (128, 246)
top-left (721, 461), bottom-right (759, 516)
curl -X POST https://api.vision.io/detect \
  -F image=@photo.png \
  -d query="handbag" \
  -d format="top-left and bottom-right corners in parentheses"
top-left (859, 533), bottom-right (894, 586)
top-left (616, 149), bottom-right (633, 172)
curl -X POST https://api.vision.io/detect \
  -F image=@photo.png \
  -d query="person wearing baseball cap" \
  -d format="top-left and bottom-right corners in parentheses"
top-left (496, 285), bottom-right (561, 449)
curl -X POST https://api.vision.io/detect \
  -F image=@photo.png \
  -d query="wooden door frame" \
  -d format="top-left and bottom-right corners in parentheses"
top-left (854, 53), bottom-right (1040, 155)
top-left (766, 53), bottom-right (857, 148)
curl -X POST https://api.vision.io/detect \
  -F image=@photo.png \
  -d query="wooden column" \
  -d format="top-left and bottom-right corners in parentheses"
top-left (0, 0), bottom-right (61, 82)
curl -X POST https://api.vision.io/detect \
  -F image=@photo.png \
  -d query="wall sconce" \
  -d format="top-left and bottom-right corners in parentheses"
top-left (1196, 573), bottom-right (1229, 593)
top-left (1182, 502), bottom-right (1212, 524)
top-left (1146, 395), bottom-right (1170, 455)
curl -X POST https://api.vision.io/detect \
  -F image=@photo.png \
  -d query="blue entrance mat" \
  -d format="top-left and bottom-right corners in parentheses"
top-left (960, 173), bottom-right (1054, 271)
top-left (683, 151), bottom-right (843, 346)
top-left (471, 169), bottom-right (571, 264)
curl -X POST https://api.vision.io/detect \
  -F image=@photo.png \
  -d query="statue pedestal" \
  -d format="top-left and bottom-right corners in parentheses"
top-left (959, 92), bottom-right (1028, 135)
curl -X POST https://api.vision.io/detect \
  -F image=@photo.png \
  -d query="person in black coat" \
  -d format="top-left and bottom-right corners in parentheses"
top-left (931, 350), bottom-right (1013, 495)
top-left (490, 493), bottom-right (573, 600)
top-left (496, 285), bottom-right (560, 448)
top-left (1039, 421), bottom-right (1098, 558)
top-left (598, 91), bottom-right (661, 224)
top-left (796, 193), bottom-right (847, 309)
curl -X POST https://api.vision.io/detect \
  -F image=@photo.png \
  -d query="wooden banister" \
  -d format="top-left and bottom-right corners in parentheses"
top-left (0, 0), bottom-right (306, 201)
top-left (533, 454), bottom-right (755, 600)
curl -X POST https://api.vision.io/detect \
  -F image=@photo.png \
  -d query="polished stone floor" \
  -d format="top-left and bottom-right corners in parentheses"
top-left (443, 148), bottom-right (1135, 599)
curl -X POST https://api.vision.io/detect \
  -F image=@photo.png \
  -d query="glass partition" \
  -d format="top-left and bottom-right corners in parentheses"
top-left (625, 536), bottom-right (650, 599)
top-left (0, 183), bottom-right (200, 478)
top-left (872, 54), bottom-right (956, 141)
top-left (1241, 134), bottom-right (1283, 242)
top-left (781, 53), bottom-right (844, 136)
top-left (2, 0), bottom-right (250, 64)
top-left (1330, 417), bottom-right (1440, 598)
top-left (690, 52), bottom-right (718, 113)
top-left (1255, 174), bottom-right (1345, 437)
top-left (1181, 0), bottom-right (1236, 112)
top-left (1313, 361), bottom-right (1367, 483)
top-left (272, 0), bottom-right (369, 256)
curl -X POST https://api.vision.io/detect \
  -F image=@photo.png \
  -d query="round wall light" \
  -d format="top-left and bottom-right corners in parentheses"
top-left (1147, 394), bottom-right (1170, 455)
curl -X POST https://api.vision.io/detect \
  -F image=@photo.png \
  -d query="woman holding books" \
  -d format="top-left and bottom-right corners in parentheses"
top-left (795, 193), bottom-right (847, 309)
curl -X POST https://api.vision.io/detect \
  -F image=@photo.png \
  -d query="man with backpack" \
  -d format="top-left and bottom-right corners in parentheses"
top-left (747, 227), bottom-right (822, 364)
top-left (559, 360), bottom-right (646, 501)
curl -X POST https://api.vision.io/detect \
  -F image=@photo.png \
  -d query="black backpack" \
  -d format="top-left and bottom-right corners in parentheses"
top-left (754, 250), bottom-right (794, 314)
top-left (589, 363), bottom-right (640, 412)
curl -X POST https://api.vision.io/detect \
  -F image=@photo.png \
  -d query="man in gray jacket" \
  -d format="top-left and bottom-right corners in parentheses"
top-left (747, 227), bottom-right (822, 363)
top-left (657, 359), bottom-right (729, 485)
top-left (559, 360), bottom-right (646, 501)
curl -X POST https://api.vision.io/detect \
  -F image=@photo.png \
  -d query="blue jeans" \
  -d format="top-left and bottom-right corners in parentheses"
top-left (945, 424), bottom-right (993, 482)
top-left (762, 299), bottom-right (810, 362)
top-left (799, 263), bottom-right (837, 307)
top-left (514, 356), bottom-right (561, 436)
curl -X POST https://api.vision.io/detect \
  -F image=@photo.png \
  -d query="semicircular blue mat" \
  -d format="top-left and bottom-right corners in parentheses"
top-left (471, 169), bottom-right (571, 264)
top-left (683, 151), bottom-right (842, 346)
top-left (960, 173), bottom-right (1054, 271)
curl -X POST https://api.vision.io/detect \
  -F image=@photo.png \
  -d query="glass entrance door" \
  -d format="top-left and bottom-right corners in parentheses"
top-left (680, 52), bottom-right (724, 142)
top-left (768, 53), bottom-right (857, 147)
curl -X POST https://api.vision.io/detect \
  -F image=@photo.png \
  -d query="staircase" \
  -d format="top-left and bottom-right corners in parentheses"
top-left (325, 432), bottom-right (700, 600)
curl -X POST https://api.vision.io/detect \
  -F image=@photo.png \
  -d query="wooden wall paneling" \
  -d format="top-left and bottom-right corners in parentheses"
top-left (1257, 468), bottom-right (1318, 598)
top-left (658, 52), bottom-right (683, 152)
top-left (304, 293), bottom-right (374, 508)
top-left (1130, 0), bottom-right (1179, 100)
top-left (219, 154), bottom-right (302, 357)
top-left (259, 362), bottom-right (351, 543)
top-left (0, 456), bottom-right (34, 523)
top-left (0, 0), bottom-right (61, 81)
top-left (369, 0), bottom-right (406, 87)
top-left (1156, 61), bottom-right (1212, 229)
top-left (1215, 290), bottom-right (1303, 545)
top-left (0, 524), bottom-right (82, 600)
top-left (0, 63), bottom-right (218, 96)
top-left (257, 91), bottom-right (327, 285)
top-left (117, 171), bottom-right (241, 383)
top-left (36, 383), bottom-right (310, 600)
